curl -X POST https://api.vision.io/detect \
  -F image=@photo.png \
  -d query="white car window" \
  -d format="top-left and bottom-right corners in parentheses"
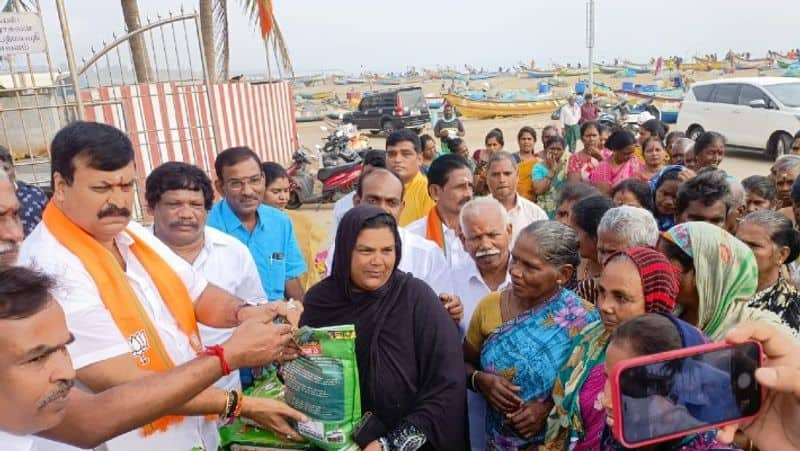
top-left (711, 84), bottom-right (741, 105)
top-left (738, 85), bottom-right (767, 106)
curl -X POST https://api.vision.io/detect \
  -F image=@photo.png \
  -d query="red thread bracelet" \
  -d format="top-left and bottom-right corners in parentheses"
top-left (200, 345), bottom-right (231, 375)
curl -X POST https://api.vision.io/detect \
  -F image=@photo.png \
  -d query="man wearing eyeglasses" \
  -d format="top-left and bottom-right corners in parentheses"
top-left (207, 147), bottom-right (306, 303)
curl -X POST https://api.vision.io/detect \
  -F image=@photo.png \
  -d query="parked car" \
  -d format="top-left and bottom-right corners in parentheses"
top-left (342, 87), bottom-right (430, 134)
top-left (676, 77), bottom-right (800, 159)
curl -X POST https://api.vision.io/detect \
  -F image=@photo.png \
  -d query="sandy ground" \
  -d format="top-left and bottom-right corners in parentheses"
top-left (294, 68), bottom-right (780, 240)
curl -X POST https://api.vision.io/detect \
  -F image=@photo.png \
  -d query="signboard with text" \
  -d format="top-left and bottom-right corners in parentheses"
top-left (0, 13), bottom-right (46, 56)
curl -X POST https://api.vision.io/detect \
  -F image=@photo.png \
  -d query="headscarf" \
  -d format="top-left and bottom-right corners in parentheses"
top-left (301, 206), bottom-right (468, 449)
top-left (662, 222), bottom-right (785, 340)
top-left (545, 247), bottom-right (679, 449)
top-left (649, 165), bottom-right (685, 231)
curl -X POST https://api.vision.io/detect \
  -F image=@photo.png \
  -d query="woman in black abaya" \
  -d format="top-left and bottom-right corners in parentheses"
top-left (301, 206), bottom-right (467, 450)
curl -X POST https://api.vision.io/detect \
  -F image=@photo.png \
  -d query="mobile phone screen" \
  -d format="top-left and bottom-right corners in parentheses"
top-left (619, 342), bottom-right (761, 445)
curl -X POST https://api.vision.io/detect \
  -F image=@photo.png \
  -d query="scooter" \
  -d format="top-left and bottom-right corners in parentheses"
top-left (286, 147), bottom-right (363, 209)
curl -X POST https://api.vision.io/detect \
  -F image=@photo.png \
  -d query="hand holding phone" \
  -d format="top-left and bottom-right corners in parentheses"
top-left (610, 340), bottom-right (764, 449)
top-left (716, 322), bottom-right (800, 451)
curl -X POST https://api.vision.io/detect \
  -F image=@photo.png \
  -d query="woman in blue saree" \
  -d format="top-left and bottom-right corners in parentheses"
top-left (464, 221), bottom-right (599, 450)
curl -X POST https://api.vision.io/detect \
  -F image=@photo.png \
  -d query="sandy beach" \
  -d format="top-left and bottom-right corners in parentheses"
top-left (294, 67), bottom-right (782, 239)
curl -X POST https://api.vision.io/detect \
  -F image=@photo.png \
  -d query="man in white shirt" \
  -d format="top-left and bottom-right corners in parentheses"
top-left (450, 196), bottom-right (513, 451)
top-left (485, 151), bottom-right (548, 245)
top-left (327, 168), bottom-right (462, 321)
top-left (145, 161), bottom-right (282, 392)
top-left (0, 169), bottom-right (302, 451)
top-left (406, 154), bottom-right (473, 269)
top-left (20, 122), bottom-right (305, 450)
top-left (329, 149), bottom-right (387, 241)
top-left (561, 94), bottom-right (582, 152)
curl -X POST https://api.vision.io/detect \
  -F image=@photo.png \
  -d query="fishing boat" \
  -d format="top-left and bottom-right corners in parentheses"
top-left (614, 87), bottom-right (684, 103)
top-left (425, 94), bottom-right (445, 109)
top-left (443, 94), bottom-right (562, 119)
top-left (299, 91), bottom-right (335, 101)
top-left (692, 57), bottom-right (723, 70)
top-left (557, 68), bottom-right (589, 77)
top-left (525, 69), bottom-right (556, 78)
top-left (598, 64), bottom-right (624, 74)
top-left (769, 51), bottom-right (799, 69)
top-left (623, 61), bottom-right (653, 74)
top-left (731, 55), bottom-right (772, 70)
top-left (375, 77), bottom-right (402, 86)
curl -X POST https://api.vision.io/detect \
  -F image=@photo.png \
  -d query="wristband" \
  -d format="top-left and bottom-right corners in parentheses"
top-left (200, 345), bottom-right (231, 376)
top-left (470, 370), bottom-right (480, 392)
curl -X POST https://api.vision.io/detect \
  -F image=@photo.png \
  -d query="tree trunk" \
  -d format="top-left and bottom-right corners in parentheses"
top-left (218, 0), bottom-right (229, 81)
top-left (120, 0), bottom-right (152, 83)
top-left (199, 0), bottom-right (215, 82)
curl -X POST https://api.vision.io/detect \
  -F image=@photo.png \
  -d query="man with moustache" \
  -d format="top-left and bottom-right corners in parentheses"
top-left (407, 154), bottom-right (474, 269)
top-left (207, 147), bottom-right (306, 303)
top-left (0, 266), bottom-right (303, 451)
top-left (145, 162), bottom-right (299, 392)
top-left (450, 196), bottom-right (514, 451)
top-left (20, 122), bottom-right (306, 450)
top-left (485, 151), bottom-right (547, 245)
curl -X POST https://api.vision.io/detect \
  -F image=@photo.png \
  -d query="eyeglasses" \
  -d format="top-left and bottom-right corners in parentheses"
top-left (225, 174), bottom-right (264, 191)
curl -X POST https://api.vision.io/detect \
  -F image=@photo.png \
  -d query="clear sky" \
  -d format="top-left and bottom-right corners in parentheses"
top-left (38, 0), bottom-right (799, 76)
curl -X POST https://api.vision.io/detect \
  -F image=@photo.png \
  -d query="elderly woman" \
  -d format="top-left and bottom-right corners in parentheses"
top-left (659, 221), bottom-right (793, 340)
top-left (770, 154), bottom-right (800, 209)
top-left (464, 221), bottom-right (598, 450)
top-left (669, 137), bottom-right (694, 167)
top-left (596, 206), bottom-right (660, 265)
top-left (737, 211), bottom-right (800, 332)
top-left (590, 130), bottom-right (644, 195)
top-left (599, 314), bottom-right (738, 450)
top-left (533, 136), bottom-right (571, 218)
top-left (571, 195), bottom-right (617, 304)
top-left (544, 247), bottom-right (679, 451)
top-left (301, 206), bottom-right (467, 450)
top-left (693, 131), bottom-right (726, 170)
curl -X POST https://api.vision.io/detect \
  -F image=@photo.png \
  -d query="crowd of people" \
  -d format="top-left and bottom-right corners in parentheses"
top-left (2, 115), bottom-right (800, 451)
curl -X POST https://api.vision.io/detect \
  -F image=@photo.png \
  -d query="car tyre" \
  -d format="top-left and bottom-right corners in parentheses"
top-left (381, 119), bottom-right (396, 135)
top-left (687, 125), bottom-right (705, 141)
top-left (287, 191), bottom-right (302, 210)
top-left (767, 132), bottom-right (794, 160)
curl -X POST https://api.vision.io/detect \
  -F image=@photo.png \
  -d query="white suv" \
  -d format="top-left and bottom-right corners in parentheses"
top-left (676, 77), bottom-right (800, 159)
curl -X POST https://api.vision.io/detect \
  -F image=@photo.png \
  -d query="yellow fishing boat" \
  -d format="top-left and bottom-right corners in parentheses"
top-left (444, 94), bottom-right (563, 119)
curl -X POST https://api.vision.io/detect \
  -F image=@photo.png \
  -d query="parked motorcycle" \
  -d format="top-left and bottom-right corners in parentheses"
top-left (286, 146), bottom-right (363, 209)
top-left (598, 99), bottom-right (661, 135)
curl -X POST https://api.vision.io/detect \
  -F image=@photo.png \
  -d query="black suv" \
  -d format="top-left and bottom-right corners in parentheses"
top-left (343, 87), bottom-right (430, 134)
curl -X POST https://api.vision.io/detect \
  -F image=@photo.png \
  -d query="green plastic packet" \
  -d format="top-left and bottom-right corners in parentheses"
top-left (281, 325), bottom-right (361, 451)
top-left (218, 372), bottom-right (311, 450)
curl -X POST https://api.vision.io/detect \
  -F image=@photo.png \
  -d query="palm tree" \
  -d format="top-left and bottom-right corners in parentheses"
top-left (199, 0), bottom-right (293, 83)
top-left (120, 0), bottom-right (153, 83)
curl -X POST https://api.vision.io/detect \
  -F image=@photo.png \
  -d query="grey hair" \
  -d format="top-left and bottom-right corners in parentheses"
top-left (740, 210), bottom-right (800, 264)
top-left (728, 179), bottom-right (745, 207)
top-left (672, 138), bottom-right (695, 153)
top-left (772, 155), bottom-right (800, 174)
top-left (519, 220), bottom-right (580, 268)
top-left (486, 150), bottom-right (518, 172)
top-left (597, 206), bottom-right (659, 247)
top-left (460, 196), bottom-right (511, 233)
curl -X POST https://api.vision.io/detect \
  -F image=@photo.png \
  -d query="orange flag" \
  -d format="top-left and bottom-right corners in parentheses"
top-left (257, 0), bottom-right (274, 38)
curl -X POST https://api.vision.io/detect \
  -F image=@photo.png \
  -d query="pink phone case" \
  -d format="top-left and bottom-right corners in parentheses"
top-left (610, 340), bottom-right (764, 449)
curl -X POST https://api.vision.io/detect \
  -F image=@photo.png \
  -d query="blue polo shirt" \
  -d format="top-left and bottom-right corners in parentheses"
top-left (207, 199), bottom-right (306, 301)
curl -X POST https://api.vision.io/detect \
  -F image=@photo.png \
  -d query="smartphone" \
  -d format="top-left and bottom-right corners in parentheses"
top-left (609, 340), bottom-right (763, 448)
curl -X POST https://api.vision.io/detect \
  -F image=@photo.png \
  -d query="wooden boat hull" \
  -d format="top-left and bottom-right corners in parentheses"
top-left (525, 70), bottom-right (556, 78)
top-left (444, 94), bottom-right (563, 119)
top-left (614, 89), bottom-right (684, 103)
top-left (598, 65), bottom-right (623, 74)
top-left (557, 69), bottom-right (589, 77)
top-left (732, 56), bottom-right (772, 70)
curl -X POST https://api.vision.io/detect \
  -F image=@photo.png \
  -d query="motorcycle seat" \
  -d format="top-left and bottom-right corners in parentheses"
top-left (318, 161), bottom-right (361, 181)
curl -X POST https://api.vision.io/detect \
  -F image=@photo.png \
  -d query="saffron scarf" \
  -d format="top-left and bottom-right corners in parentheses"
top-left (42, 202), bottom-right (202, 435)
top-left (424, 206), bottom-right (446, 251)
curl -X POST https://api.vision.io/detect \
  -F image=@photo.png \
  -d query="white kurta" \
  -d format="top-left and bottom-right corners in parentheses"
top-left (20, 221), bottom-right (219, 451)
top-left (506, 194), bottom-right (548, 245)
top-left (405, 214), bottom-right (472, 270)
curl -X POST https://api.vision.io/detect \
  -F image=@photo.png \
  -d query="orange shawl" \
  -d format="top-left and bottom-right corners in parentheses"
top-left (424, 206), bottom-right (446, 251)
top-left (42, 202), bottom-right (202, 435)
